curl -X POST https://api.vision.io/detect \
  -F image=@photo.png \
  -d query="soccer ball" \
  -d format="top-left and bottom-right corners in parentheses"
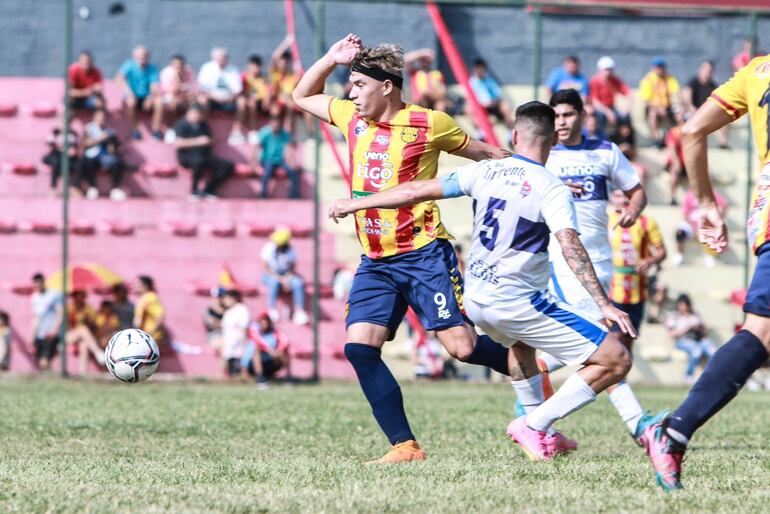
top-left (105, 329), bottom-right (160, 383)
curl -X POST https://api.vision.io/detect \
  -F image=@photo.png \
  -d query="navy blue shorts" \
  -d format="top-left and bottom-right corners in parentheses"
top-left (745, 243), bottom-right (770, 317)
top-left (346, 239), bottom-right (466, 339)
top-left (610, 301), bottom-right (645, 335)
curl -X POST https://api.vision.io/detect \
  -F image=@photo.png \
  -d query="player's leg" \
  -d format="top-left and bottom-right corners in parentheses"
top-left (344, 258), bottom-right (421, 463)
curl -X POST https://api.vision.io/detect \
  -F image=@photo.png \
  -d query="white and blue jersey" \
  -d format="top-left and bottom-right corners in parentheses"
top-left (440, 154), bottom-right (608, 364)
top-left (545, 137), bottom-right (640, 318)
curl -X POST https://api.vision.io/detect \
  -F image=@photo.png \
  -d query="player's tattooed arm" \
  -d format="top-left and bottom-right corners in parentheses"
top-left (554, 228), bottom-right (609, 308)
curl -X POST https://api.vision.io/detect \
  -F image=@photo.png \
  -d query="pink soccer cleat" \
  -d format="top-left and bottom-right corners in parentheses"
top-left (506, 416), bottom-right (552, 461)
top-left (638, 421), bottom-right (685, 492)
top-left (545, 430), bottom-right (578, 456)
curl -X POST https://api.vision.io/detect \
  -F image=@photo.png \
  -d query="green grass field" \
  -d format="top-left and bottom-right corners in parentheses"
top-left (2, 378), bottom-right (770, 513)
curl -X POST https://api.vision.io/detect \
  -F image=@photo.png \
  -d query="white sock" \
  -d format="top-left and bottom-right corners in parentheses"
top-left (608, 381), bottom-right (645, 434)
top-left (540, 352), bottom-right (565, 373)
top-left (511, 374), bottom-right (544, 414)
top-left (527, 373), bottom-right (596, 432)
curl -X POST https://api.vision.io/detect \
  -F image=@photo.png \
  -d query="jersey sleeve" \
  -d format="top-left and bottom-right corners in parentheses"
top-left (646, 216), bottom-right (663, 247)
top-left (327, 98), bottom-right (357, 129)
top-left (609, 142), bottom-right (641, 192)
top-left (542, 182), bottom-right (579, 234)
top-left (708, 62), bottom-right (751, 120)
top-left (429, 110), bottom-right (470, 154)
top-left (451, 159), bottom-right (490, 198)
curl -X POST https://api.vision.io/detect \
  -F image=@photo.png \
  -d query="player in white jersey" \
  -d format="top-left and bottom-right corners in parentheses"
top-left (513, 89), bottom-right (665, 445)
top-left (329, 101), bottom-right (640, 461)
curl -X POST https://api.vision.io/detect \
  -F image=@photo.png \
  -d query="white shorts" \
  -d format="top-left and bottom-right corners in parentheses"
top-left (465, 290), bottom-right (608, 366)
top-left (548, 256), bottom-right (612, 322)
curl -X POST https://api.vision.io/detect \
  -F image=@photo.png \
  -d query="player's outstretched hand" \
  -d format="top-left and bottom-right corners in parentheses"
top-left (601, 304), bottom-right (637, 338)
top-left (614, 205), bottom-right (641, 229)
top-left (564, 180), bottom-right (585, 198)
top-left (327, 34), bottom-right (362, 66)
top-left (328, 199), bottom-right (355, 224)
top-left (696, 205), bottom-right (728, 253)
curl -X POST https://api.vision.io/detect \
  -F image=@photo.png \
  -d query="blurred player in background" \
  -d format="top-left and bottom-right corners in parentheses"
top-left (640, 54), bottom-right (770, 491)
top-left (292, 34), bottom-right (511, 463)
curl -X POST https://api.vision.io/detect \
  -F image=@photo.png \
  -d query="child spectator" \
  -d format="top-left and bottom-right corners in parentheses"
top-left (220, 289), bottom-right (251, 379)
top-left (639, 57), bottom-right (680, 146)
top-left (405, 48), bottom-right (450, 112)
top-left (468, 58), bottom-right (513, 133)
top-left (269, 35), bottom-right (303, 133)
top-left (69, 51), bottom-right (104, 110)
top-left (0, 311), bottom-right (10, 371)
top-left (111, 283), bottom-right (135, 331)
top-left (116, 45), bottom-right (163, 140)
top-left (203, 287), bottom-right (226, 353)
top-left (30, 272), bottom-right (63, 371)
top-left (243, 311), bottom-right (292, 388)
top-left (667, 294), bottom-right (717, 385)
top-left (197, 47), bottom-right (244, 143)
top-left (94, 300), bottom-right (120, 348)
top-left (42, 126), bottom-right (79, 196)
top-left (546, 55), bottom-right (589, 98)
top-left (79, 109), bottom-right (127, 201)
top-left (238, 55), bottom-right (271, 140)
top-left (66, 290), bottom-right (105, 376)
top-left (134, 275), bottom-right (167, 346)
top-left (172, 104), bottom-right (234, 200)
top-left (253, 113), bottom-right (300, 199)
top-left (588, 56), bottom-right (632, 137)
top-left (674, 189), bottom-right (728, 267)
top-left (261, 228), bottom-right (308, 325)
top-left (159, 55), bottom-right (196, 118)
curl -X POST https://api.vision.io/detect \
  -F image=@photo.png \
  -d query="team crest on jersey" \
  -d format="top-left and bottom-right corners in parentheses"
top-left (586, 151), bottom-right (600, 162)
top-left (354, 120), bottom-right (368, 136)
top-left (401, 127), bottom-right (419, 143)
top-left (520, 180), bottom-right (531, 198)
top-left (754, 61), bottom-right (770, 78)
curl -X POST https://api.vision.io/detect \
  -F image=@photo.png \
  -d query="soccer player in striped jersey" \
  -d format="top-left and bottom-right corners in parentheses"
top-left (292, 34), bottom-right (511, 463)
top-left (640, 55), bottom-right (770, 491)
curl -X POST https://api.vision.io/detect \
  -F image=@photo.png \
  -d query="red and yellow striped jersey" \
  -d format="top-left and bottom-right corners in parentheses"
top-left (709, 54), bottom-right (770, 253)
top-left (608, 212), bottom-right (663, 304)
top-left (328, 98), bottom-right (470, 258)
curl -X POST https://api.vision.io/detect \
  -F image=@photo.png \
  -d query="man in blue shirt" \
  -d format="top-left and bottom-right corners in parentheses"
top-left (546, 55), bottom-right (589, 98)
top-left (468, 58), bottom-right (513, 132)
top-left (255, 114), bottom-right (300, 199)
top-left (117, 45), bottom-right (163, 140)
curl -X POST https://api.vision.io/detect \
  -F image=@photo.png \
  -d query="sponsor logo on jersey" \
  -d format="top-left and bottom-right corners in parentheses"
top-left (357, 215), bottom-right (392, 236)
top-left (468, 258), bottom-right (500, 285)
top-left (357, 162), bottom-right (394, 189)
top-left (354, 120), bottom-right (368, 136)
top-left (520, 180), bottom-right (531, 198)
top-left (401, 127), bottom-right (419, 143)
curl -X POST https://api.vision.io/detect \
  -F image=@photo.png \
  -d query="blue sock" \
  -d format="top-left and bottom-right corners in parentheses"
top-left (668, 330), bottom-right (768, 443)
top-left (465, 335), bottom-right (510, 376)
top-left (344, 343), bottom-right (415, 445)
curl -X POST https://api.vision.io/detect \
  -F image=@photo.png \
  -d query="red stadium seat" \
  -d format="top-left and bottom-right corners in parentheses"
top-left (1, 161), bottom-right (37, 175)
top-left (141, 164), bottom-right (178, 178)
top-left (290, 225), bottom-right (313, 238)
top-left (165, 221), bottom-right (198, 237)
top-left (248, 223), bottom-right (274, 237)
top-left (0, 220), bottom-right (18, 234)
top-left (0, 103), bottom-right (18, 117)
top-left (19, 220), bottom-right (57, 234)
top-left (31, 102), bottom-right (57, 118)
top-left (100, 220), bottom-right (135, 236)
top-left (9, 282), bottom-right (34, 295)
top-left (304, 283), bottom-right (334, 299)
top-left (207, 222), bottom-right (237, 238)
top-left (234, 163), bottom-right (255, 178)
top-left (71, 221), bottom-right (96, 236)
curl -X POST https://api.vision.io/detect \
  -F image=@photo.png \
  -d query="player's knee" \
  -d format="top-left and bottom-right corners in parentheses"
top-left (448, 340), bottom-right (474, 362)
top-left (610, 347), bottom-right (633, 381)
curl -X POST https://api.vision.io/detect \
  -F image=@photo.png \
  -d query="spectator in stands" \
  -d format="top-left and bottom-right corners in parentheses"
top-left (611, 121), bottom-right (649, 184)
top-left (588, 56), bottom-right (631, 137)
top-left (69, 50), bottom-right (104, 110)
top-left (203, 287), bottom-right (226, 353)
top-left (111, 283), bottom-right (134, 331)
top-left (674, 189), bottom-right (728, 267)
top-left (404, 48), bottom-right (450, 112)
top-left (468, 58), bottom-right (513, 133)
top-left (546, 55), bottom-right (589, 98)
top-left (639, 57), bottom-right (680, 147)
top-left (583, 111), bottom-right (602, 139)
top-left (42, 126), bottom-right (79, 196)
top-left (30, 272), bottom-right (63, 371)
top-left (134, 275), bottom-right (167, 346)
top-left (94, 300), bottom-right (120, 348)
top-left (238, 54), bottom-right (271, 141)
top-left (732, 37), bottom-right (759, 72)
top-left (0, 311), bottom-right (9, 371)
top-left (116, 45), bottom-right (163, 140)
top-left (453, 243), bottom-right (465, 276)
top-left (197, 47), bottom-right (244, 144)
top-left (66, 290), bottom-right (105, 375)
top-left (269, 35), bottom-right (303, 133)
top-left (220, 289), bottom-right (251, 380)
top-left (684, 60), bottom-right (729, 148)
top-left (173, 104), bottom-right (234, 200)
top-left (159, 55), bottom-right (196, 120)
top-left (79, 109), bottom-right (127, 201)
top-left (243, 311), bottom-right (292, 388)
top-left (254, 113), bottom-right (300, 199)
top-left (667, 294), bottom-right (717, 385)
top-left (664, 112), bottom-right (687, 203)
top-left (261, 228), bottom-right (308, 325)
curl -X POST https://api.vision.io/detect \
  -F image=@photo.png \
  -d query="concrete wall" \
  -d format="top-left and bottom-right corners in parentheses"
top-left (0, 1), bottom-right (766, 87)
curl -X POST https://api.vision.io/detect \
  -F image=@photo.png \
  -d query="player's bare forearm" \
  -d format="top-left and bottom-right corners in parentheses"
top-left (454, 138), bottom-right (511, 161)
top-left (619, 185), bottom-right (646, 226)
top-left (682, 101), bottom-right (734, 207)
top-left (555, 228), bottom-right (609, 308)
top-left (328, 180), bottom-right (444, 222)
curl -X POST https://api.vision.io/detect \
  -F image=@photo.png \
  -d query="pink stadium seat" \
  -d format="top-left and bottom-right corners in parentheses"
top-left (234, 163), bottom-right (255, 178)
top-left (1, 161), bottom-right (37, 175)
top-left (0, 103), bottom-right (18, 117)
top-left (141, 164), bottom-right (178, 178)
top-left (206, 222), bottom-right (237, 238)
top-left (19, 220), bottom-right (57, 234)
top-left (31, 102), bottom-right (57, 118)
top-left (99, 220), bottom-right (135, 236)
top-left (71, 220), bottom-right (96, 236)
top-left (165, 221), bottom-right (198, 237)
top-left (290, 225), bottom-right (313, 238)
top-left (0, 220), bottom-right (18, 234)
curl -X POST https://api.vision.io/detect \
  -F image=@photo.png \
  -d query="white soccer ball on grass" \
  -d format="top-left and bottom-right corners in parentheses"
top-left (105, 329), bottom-right (160, 383)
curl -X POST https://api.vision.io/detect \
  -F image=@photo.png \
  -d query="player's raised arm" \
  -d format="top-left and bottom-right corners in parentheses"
top-left (614, 184), bottom-right (647, 228)
top-left (328, 179), bottom-right (447, 223)
top-left (292, 33), bottom-right (362, 120)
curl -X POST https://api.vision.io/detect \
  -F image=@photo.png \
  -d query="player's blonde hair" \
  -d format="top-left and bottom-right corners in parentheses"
top-left (351, 44), bottom-right (404, 76)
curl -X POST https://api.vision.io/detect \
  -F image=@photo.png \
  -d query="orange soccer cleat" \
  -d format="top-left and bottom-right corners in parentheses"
top-left (367, 440), bottom-right (427, 464)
